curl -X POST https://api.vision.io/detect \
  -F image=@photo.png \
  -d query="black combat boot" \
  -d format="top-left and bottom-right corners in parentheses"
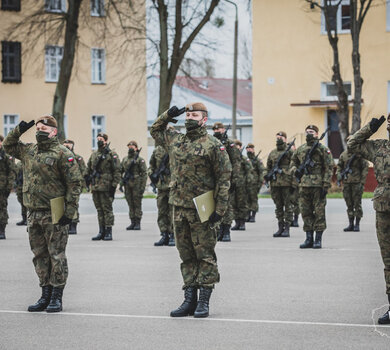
top-left (46, 287), bottom-right (64, 313)
top-left (343, 217), bottom-right (354, 232)
top-left (300, 231), bottom-right (314, 249)
top-left (291, 214), bottom-right (299, 227)
top-left (245, 213), bottom-right (250, 222)
top-left (194, 287), bottom-right (213, 318)
top-left (92, 226), bottom-right (105, 240)
top-left (0, 224), bottom-right (5, 239)
top-left (133, 219), bottom-right (141, 230)
top-left (238, 219), bottom-right (246, 231)
top-left (231, 220), bottom-right (240, 231)
top-left (16, 214), bottom-right (27, 226)
top-left (378, 295), bottom-right (390, 324)
top-left (281, 222), bottom-right (290, 237)
top-left (353, 218), bottom-right (361, 232)
top-left (126, 220), bottom-right (135, 230)
top-left (273, 222), bottom-right (284, 237)
top-left (168, 233), bottom-right (175, 246)
top-left (68, 222), bottom-right (77, 235)
top-left (249, 211), bottom-right (256, 223)
top-left (312, 231), bottom-right (323, 249)
top-left (221, 224), bottom-right (231, 242)
top-left (170, 287), bottom-right (198, 317)
top-left (103, 226), bottom-right (112, 241)
top-left (154, 232), bottom-right (169, 246)
top-left (28, 285), bottom-right (53, 312)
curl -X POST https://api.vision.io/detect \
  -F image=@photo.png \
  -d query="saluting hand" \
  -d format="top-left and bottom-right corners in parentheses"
top-left (167, 106), bottom-right (185, 124)
top-left (369, 115), bottom-right (386, 133)
top-left (18, 120), bottom-right (35, 134)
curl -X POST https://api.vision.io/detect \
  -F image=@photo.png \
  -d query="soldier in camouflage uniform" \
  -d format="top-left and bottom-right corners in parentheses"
top-left (87, 133), bottom-right (121, 241)
top-left (231, 140), bottom-right (253, 231)
top-left (291, 125), bottom-right (334, 249)
top-left (347, 115), bottom-right (390, 324)
top-left (151, 102), bottom-right (231, 318)
top-left (337, 149), bottom-right (369, 232)
top-left (246, 143), bottom-right (265, 223)
top-left (265, 132), bottom-right (293, 237)
top-left (121, 141), bottom-right (147, 231)
top-left (0, 135), bottom-right (16, 239)
top-left (4, 116), bottom-right (82, 313)
top-left (290, 145), bottom-right (300, 227)
top-left (212, 122), bottom-right (241, 242)
top-left (149, 144), bottom-right (174, 246)
top-left (15, 161), bottom-right (27, 226)
top-left (63, 139), bottom-right (87, 235)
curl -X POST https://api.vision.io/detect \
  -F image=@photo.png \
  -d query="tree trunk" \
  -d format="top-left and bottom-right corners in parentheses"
top-left (52, 0), bottom-right (83, 142)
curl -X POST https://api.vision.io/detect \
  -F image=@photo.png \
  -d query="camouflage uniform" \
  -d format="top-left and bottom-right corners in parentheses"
top-left (121, 148), bottom-right (147, 227)
top-left (3, 125), bottom-right (82, 288)
top-left (337, 150), bottom-right (369, 229)
top-left (151, 109), bottom-right (231, 290)
top-left (247, 150), bottom-right (265, 218)
top-left (15, 161), bottom-right (27, 220)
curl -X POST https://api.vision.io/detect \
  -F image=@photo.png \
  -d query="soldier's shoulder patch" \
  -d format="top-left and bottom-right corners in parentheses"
top-left (78, 157), bottom-right (83, 161)
top-left (219, 146), bottom-right (226, 151)
top-left (67, 156), bottom-right (74, 162)
top-left (9, 156), bottom-right (13, 160)
top-left (230, 143), bottom-right (235, 148)
top-left (113, 155), bottom-right (118, 159)
top-left (45, 157), bottom-right (55, 166)
top-left (141, 159), bottom-right (145, 163)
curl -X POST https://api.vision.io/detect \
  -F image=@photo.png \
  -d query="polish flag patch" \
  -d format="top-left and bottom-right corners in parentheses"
top-left (113, 155), bottom-right (118, 159)
top-left (220, 146), bottom-right (226, 151)
top-left (68, 157), bottom-right (74, 162)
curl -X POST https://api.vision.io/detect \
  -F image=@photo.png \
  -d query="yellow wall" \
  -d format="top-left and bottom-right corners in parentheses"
top-left (252, 0), bottom-right (390, 158)
top-left (0, 1), bottom-right (147, 162)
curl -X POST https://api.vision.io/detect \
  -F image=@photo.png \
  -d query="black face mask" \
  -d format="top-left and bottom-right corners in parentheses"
top-left (213, 132), bottom-right (222, 139)
top-left (185, 119), bottom-right (201, 132)
top-left (36, 131), bottom-right (50, 143)
top-left (306, 133), bottom-right (316, 143)
top-left (97, 140), bottom-right (105, 148)
top-left (128, 148), bottom-right (135, 156)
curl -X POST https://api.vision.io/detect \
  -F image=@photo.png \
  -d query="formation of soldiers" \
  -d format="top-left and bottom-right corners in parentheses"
top-left (0, 109), bottom-right (389, 324)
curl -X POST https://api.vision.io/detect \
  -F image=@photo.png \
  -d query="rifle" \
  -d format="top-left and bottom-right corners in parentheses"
top-left (295, 127), bottom-right (331, 183)
top-left (254, 150), bottom-right (262, 161)
top-left (264, 138), bottom-right (296, 187)
top-left (120, 147), bottom-right (142, 192)
top-left (86, 143), bottom-right (111, 189)
top-left (149, 153), bottom-right (170, 194)
top-left (337, 154), bottom-right (356, 186)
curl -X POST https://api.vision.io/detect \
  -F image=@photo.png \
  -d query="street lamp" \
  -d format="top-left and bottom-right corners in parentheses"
top-left (224, 0), bottom-right (238, 139)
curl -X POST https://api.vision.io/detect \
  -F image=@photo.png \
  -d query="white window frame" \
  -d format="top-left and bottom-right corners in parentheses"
top-left (91, 115), bottom-right (105, 149)
top-left (321, 81), bottom-right (352, 101)
top-left (45, 45), bottom-right (63, 83)
top-left (91, 48), bottom-right (106, 84)
top-left (45, 0), bottom-right (66, 13)
top-left (321, 0), bottom-right (351, 35)
top-left (3, 114), bottom-right (19, 136)
top-left (91, 0), bottom-right (105, 17)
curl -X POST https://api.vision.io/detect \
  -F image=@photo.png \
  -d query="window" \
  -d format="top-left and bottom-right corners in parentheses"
top-left (45, 45), bottom-right (63, 82)
top-left (321, 0), bottom-right (351, 34)
top-left (91, 48), bottom-right (105, 84)
top-left (3, 114), bottom-right (19, 136)
top-left (91, 0), bottom-right (104, 16)
top-left (1, 41), bottom-right (21, 83)
top-left (45, 0), bottom-right (66, 13)
top-left (1, 0), bottom-right (20, 11)
top-left (321, 82), bottom-right (352, 100)
top-left (91, 115), bottom-right (105, 149)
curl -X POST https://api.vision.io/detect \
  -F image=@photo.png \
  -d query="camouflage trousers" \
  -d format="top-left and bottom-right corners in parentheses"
top-left (343, 183), bottom-right (364, 219)
top-left (0, 191), bottom-right (9, 225)
top-left (157, 188), bottom-right (172, 233)
top-left (125, 185), bottom-right (143, 220)
top-left (247, 184), bottom-right (259, 212)
top-left (28, 210), bottom-right (69, 288)
top-left (233, 183), bottom-right (248, 220)
top-left (290, 187), bottom-right (300, 216)
top-left (270, 186), bottom-right (293, 224)
top-left (376, 211), bottom-right (390, 295)
top-left (222, 190), bottom-right (234, 226)
top-left (299, 187), bottom-right (326, 232)
top-left (92, 191), bottom-right (114, 227)
top-left (17, 187), bottom-right (27, 217)
top-left (173, 206), bottom-right (219, 289)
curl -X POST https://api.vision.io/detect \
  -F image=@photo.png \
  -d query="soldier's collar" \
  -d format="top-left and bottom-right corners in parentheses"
top-left (185, 125), bottom-right (207, 140)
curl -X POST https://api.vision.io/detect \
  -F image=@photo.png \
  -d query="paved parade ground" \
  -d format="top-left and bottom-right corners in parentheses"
top-left (1, 194), bottom-right (390, 349)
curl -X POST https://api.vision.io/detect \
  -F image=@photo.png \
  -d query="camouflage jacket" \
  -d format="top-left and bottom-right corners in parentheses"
top-left (148, 145), bottom-right (170, 191)
top-left (87, 146), bottom-right (121, 192)
top-left (220, 136), bottom-right (241, 186)
top-left (0, 147), bottom-right (16, 192)
top-left (3, 127), bottom-right (82, 218)
top-left (121, 153), bottom-right (147, 189)
top-left (290, 141), bottom-right (334, 188)
top-left (347, 123), bottom-right (390, 212)
top-left (150, 110), bottom-right (232, 215)
top-left (74, 153), bottom-right (87, 177)
top-left (15, 160), bottom-right (23, 189)
top-left (247, 152), bottom-right (265, 189)
top-left (266, 144), bottom-right (293, 187)
top-left (336, 150), bottom-right (369, 185)
top-left (240, 155), bottom-right (254, 187)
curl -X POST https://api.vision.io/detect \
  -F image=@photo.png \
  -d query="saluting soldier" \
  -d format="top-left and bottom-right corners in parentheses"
top-left (0, 135), bottom-right (16, 239)
top-left (63, 139), bottom-right (87, 235)
top-left (347, 115), bottom-right (390, 324)
top-left (212, 122), bottom-right (241, 242)
top-left (15, 161), bottom-right (27, 226)
top-left (337, 148), bottom-right (369, 232)
top-left (121, 141), bottom-right (147, 231)
top-left (4, 116), bottom-right (82, 313)
top-left (265, 131), bottom-right (293, 237)
top-left (246, 143), bottom-right (265, 223)
top-left (87, 133), bottom-right (121, 241)
top-left (291, 125), bottom-right (334, 249)
top-left (151, 102), bottom-right (231, 318)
